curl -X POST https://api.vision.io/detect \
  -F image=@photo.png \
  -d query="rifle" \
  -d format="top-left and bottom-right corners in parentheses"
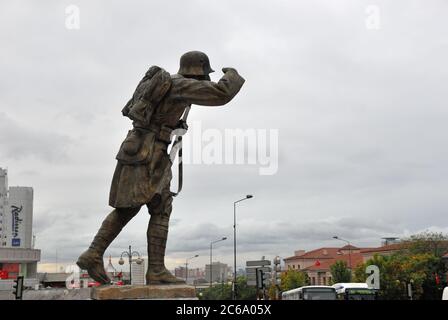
top-left (169, 106), bottom-right (190, 196)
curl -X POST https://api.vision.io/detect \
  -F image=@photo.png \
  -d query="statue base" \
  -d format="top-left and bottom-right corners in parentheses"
top-left (91, 284), bottom-right (197, 300)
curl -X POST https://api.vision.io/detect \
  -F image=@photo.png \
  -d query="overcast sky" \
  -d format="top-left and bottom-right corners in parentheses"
top-left (1, 0), bottom-right (448, 272)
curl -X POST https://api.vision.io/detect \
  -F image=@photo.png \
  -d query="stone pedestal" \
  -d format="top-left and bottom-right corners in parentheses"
top-left (91, 284), bottom-right (197, 300)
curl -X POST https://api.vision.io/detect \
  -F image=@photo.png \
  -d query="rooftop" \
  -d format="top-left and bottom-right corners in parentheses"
top-left (302, 253), bottom-right (364, 271)
top-left (359, 243), bottom-right (406, 254)
top-left (284, 245), bottom-right (370, 261)
top-left (284, 248), bottom-right (342, 261)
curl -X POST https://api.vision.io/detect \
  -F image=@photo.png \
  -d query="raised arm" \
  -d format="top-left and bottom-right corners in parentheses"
top-left (171, 68), bottom-right (245, 106)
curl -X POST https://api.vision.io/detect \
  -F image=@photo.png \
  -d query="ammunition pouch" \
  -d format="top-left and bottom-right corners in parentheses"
top-left (115, 124), bottom-right (176, 165)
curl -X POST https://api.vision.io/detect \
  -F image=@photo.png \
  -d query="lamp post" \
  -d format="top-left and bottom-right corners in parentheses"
top-left (233, 195), bottom-right (253, 300)
top-left (185, 254), bottom-right (199, 283)
top-left (209, 237), bottom-right (227, 287)
top-left (333, 236), bottom-right (352, 270)
top-left (119, 245), bottom-right (143, 285)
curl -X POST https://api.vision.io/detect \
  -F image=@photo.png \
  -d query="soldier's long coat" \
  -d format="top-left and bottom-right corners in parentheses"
top-left (109, 70), bottom-right (245, 208)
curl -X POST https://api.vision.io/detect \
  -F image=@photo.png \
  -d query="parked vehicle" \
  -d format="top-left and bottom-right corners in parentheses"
top-left (332, 283), bottom-right (377, 300)
top-left (88, 281), bottom-right (101, 287)
top-left (442, 287), bottom-right (448, 300)
top-left (282, 286), bottom-right (337, 300)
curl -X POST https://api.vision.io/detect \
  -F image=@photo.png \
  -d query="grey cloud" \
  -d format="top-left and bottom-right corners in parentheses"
top-left (159, 216), bottom-right (400, 256)
top-left (0, 112), bottom-right (72, 162)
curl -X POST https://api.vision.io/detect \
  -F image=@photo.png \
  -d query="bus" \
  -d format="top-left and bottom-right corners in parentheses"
top-left (282, 286), bottom-right (337, 300)
top-left (332, 283), bottom-right (377, 300)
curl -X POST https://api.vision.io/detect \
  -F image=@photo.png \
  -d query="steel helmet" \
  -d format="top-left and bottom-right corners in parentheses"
top-left (178, 51), bottom-right (215, 76)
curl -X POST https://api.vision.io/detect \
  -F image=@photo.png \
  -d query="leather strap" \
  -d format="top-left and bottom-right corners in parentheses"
top-left (169, 106), bottom-right (191, 197)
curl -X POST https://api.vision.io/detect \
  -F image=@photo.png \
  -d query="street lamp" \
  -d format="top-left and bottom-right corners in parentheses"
top-left (333, 236), bottom-right (352, 270)
top-left (233, 194), bottom-right (253, 300)
top-left (119, 245), bottom-right (142, 285)
top-left (185, 254), bottom-right (199, 283)
top-left (210, 237), bottom-right (227, 287)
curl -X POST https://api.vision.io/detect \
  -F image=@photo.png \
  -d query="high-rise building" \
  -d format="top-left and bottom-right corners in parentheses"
top-left (205, 262), bottom-right (228, 284)
top-left (0, 168), bottom-right (8, 247)
top-left (174, 266), bottom-right (205, 283)
top-left (0, 168), bottom-right (41, 281)
top-left (8, 186), bottom-right (33, 249)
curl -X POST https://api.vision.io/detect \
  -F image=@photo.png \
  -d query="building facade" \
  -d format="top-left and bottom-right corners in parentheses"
top-left (174, 266), bottom-right (205, 283)
top-left (283, 246), bottom-right (366, 286)
top-left (0, 168), bottom-right (8, 247)
top-left (0, 168), bottom-right (40, 281)
top-left (205, 262), bottom-right (228, 284)
top-left (283, 242), bottom-right (420, 286)
top-left (360, 243), bottom-right (405, 262)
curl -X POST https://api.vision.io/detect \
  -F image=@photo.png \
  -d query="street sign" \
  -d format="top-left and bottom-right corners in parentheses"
top-left (246, 260), bottom-right (272, 288)
top-left (246, 260), bottom-right (270, 267)
top-left (247, 278), bottom-right (270, 288)
top-left (247, 270), bottom-right (271, 287)
top-left (246, 266), bottom-right (271, 274)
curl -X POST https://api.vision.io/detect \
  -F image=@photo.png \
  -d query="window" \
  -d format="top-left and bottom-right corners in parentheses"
top-left (322, 276), bottom-right (326, 285)
top-left (312, 277), bottom-right (316, 285)
top-left (292, 265), bottom-right (295, 269)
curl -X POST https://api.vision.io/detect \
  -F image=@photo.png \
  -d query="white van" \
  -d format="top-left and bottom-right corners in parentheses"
top-left (442, 287), bottom-right (448, 300)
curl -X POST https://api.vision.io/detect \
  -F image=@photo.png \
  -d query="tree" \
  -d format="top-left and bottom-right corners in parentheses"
top-left (200, 282), bottom-right (232, 300)
top-left (280, 270), bottom-right (309, 291)
top-left (353, 252), bottom-right (447, 300)
top-left (267, 284), bottom-right (278, 300)
top-left (235, 276), bottom-right (257, 300)
top-left (199, 276), bottom-right (257, 300)
top-left (403, 231), bottom-right (448, 257)
top-left (330, 260), bottom-right (352, 284)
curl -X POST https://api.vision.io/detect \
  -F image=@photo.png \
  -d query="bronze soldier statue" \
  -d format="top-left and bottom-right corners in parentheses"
top-left (77, 51), bottom-right (245, 284)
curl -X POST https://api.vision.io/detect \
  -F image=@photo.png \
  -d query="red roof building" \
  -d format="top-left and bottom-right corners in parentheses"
top-left (284, 246), bottom-right (369, 285)
top-left (284, 241), bottom-right (448, 286)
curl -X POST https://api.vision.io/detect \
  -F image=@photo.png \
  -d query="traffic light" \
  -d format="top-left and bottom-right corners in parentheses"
top-left (12, 276), bottom-right (24, 300)
top-left (256, 269), bottom-right (263, 290)
top-left (256, 269), bottom-right (270, 290)
top-left (262, 271), bottom-right (270, 288)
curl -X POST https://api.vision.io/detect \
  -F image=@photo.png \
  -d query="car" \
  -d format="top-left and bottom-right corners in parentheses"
top-left (87, 281), bottom-right (101, 287)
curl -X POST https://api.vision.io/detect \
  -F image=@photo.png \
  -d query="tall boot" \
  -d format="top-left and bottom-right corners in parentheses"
top-left (145, 213), bottom-right (185, 284)
top-left (77, 207), bottom-right (140, 284)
